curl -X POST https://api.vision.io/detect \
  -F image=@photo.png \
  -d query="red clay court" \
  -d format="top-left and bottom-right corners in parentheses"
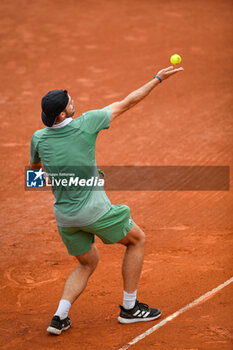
top-left (0, 0), bottom-right (232, 349)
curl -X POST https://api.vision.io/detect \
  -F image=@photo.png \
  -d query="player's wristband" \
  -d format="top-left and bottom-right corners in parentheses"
top-left (98, 168), bottom-right (105, 179)
top-left (154, 75), bottom-right (162, 83)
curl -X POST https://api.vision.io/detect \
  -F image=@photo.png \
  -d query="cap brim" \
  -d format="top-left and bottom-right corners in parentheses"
top-left (41, 111), bottom-right (56, 127)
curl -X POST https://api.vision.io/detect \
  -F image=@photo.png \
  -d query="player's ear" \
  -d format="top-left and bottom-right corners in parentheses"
top-left (60, 111), bottom-right (66, 118)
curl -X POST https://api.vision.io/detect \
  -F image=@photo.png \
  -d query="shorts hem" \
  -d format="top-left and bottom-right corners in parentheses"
top-left (66, 244), bottom-right (93, 256)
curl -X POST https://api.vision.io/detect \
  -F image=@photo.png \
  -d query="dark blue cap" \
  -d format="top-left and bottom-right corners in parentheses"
top-left (41, 89), bottom-right (69, 127)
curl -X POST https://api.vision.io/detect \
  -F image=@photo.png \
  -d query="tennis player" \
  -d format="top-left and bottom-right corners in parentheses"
top-left (29, 66), bottom-right (184, 334)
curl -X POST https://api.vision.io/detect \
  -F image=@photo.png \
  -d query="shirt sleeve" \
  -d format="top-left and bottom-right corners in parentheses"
top-left (80, 106), bottom-right (112, 134)
top-left (30, 133), bottom-right (41, 164)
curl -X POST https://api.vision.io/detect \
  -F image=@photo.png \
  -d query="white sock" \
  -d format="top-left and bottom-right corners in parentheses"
top-left (123, 290), bottom-right (137, 310)
top-left (54, 299), bottom-right (71, 320)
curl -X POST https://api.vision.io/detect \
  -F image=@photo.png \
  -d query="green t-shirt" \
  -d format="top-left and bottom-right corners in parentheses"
top-left (30, 107), bottom-right (112, 227)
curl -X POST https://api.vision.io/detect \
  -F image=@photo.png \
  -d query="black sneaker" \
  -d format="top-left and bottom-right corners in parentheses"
top-left (47, 315), bottom-right (71, 335)
top-left (118, 300), bottom-right (162, 324)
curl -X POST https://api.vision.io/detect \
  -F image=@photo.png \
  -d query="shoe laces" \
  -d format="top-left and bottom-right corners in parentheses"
top-left (136, 300), bottom-right (150, 311)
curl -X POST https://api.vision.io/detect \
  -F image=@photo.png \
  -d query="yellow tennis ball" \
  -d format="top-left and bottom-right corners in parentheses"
top-left (170, 54), bottom-right (182, 65)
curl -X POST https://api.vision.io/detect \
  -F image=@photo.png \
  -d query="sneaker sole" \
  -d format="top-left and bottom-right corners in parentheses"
top-left (47, 324), bottom-right (71, 335)
top-left (118, 312), bottom-right (162, 324)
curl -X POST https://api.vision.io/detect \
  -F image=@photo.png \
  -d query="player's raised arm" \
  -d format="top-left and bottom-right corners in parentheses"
top-left (109, 66), bottom-right (184, 121)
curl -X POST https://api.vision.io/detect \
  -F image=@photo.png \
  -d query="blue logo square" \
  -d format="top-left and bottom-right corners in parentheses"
top-left (26, 169), bottom-right (44, 188)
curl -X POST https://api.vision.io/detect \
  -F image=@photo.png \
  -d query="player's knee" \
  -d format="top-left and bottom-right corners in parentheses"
top-left (137, 228), bottom-right (146, 246)
top-left (89, 258), bottom-right (98, 272)
top-left (127, 226), bottom-right (145, 247)
top-left (77, 244), bottom-right (99, 272)
top-left (88, 247), bottom-right (99, 271)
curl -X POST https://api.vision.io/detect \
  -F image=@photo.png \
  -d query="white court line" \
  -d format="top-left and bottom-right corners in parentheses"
top-left (119, 277), bottom-right (233, 350)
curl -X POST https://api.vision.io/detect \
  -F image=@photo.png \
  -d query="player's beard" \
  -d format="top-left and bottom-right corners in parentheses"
top-left (65, 108), bottom-right (75, 118)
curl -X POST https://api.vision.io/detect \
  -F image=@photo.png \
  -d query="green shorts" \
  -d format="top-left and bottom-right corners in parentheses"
top-left (57, 205), bottom-right (134, 256)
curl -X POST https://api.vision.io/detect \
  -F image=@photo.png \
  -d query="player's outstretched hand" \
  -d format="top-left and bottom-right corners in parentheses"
top-left (156, 66), bottom-right (184, 81)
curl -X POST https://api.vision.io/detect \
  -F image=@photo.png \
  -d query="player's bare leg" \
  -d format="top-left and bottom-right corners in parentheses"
top-left (117, 223), bottom-right (162, 324)
top-left (118, 223), bottom-right (145, 292)
top-left (47, 244), bottom-right (99, 334)
top-left (62, 243), bottom-right (99, 303)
